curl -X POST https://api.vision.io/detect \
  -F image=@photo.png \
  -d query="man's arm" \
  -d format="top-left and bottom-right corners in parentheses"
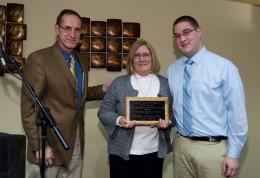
top-left (222, 63), bottom-right (248, 177)
top-left (87, 80), bottom-right (113, 101)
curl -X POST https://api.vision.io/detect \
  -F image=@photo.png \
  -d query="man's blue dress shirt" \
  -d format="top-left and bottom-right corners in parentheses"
top-left (61, 48), bottom-right (83, 107)
top-left (166, 46), bottom-right (248, 159)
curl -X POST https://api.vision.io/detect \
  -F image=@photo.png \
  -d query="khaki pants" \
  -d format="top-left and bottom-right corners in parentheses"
top-left (173, 133), bottom-right (228, 178)
top-left (28, 127), bottom-right (82, 178)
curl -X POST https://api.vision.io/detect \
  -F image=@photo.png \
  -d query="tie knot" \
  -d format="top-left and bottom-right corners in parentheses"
top-left (69, 55), bottom-right (76, 66)
top-left (69, 55), bottom-right (74, 60)
top-left (185, 59), bottom-right (193, 65)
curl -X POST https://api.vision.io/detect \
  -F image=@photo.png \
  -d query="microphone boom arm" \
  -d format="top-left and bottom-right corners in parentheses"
top-left (7, 55), bottom-right (69, 150)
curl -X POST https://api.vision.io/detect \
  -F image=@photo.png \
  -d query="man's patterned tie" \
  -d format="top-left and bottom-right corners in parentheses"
top-left (183, 59), bottom-right (193, 136)
top-left (69, 55), bottom-right (77, 83)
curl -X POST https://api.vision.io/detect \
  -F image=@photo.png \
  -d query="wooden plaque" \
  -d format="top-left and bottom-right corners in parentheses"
top-left (125, 97), bottom-right (169, 126)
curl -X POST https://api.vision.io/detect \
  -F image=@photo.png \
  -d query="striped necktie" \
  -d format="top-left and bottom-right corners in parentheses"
top-left (69, 55), bottom-right (77, 83)
top-left (183, 59), bottom-right (193, 136)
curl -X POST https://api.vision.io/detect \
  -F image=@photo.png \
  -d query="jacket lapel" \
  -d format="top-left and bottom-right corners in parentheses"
top-left (52, 42), bottom-right (77, 91)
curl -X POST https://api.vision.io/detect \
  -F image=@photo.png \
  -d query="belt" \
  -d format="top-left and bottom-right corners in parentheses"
top-left (177, 132), bottom-right (227, 142)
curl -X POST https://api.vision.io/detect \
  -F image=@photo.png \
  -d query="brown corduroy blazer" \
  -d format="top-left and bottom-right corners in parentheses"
top-left (21, 41), bottom-right (104, 165)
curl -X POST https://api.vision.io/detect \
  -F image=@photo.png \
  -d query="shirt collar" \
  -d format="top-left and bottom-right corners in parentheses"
top-left (59, 44), bottom-right (76, 61)
top-left (183, 46), bottom-right (207, 65)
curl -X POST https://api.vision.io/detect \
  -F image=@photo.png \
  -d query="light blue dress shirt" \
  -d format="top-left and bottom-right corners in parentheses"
top-left (166, 46), bottom-right (248, 159)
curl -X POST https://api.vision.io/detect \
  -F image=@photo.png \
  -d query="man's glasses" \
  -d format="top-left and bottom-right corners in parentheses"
top-left (173, 28), bottom-right (197, 40)
top-left (134, 53), bottom-right (151, 59)
top-left (59, 25), bottom-right (82, 35)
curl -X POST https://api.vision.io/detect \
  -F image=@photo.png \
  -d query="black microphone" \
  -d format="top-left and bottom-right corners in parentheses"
top-left (0, 37), bottom-right (7, 66)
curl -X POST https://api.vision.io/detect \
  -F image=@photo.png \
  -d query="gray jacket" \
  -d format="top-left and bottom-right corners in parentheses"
top-left (98, 74), bottom-right (175, 160)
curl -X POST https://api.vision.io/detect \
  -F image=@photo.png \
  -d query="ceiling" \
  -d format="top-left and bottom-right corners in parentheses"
top-left (231, 0), bottom-right (260, 5)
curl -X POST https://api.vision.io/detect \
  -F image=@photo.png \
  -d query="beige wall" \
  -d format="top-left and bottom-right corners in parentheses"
top-left (0, 0), bottom-right (259, 177)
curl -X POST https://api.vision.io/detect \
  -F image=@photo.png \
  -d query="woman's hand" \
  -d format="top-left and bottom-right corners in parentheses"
top-left (119, 117), bottom-right (136, 129)
top-left (153, 118), bottom-right (171, 129)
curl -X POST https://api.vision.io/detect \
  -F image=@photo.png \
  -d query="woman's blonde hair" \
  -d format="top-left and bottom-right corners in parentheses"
top-left (126, 39), bottom-right (160, 75)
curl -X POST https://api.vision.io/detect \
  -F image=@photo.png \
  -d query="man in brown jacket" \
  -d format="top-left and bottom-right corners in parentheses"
top-left (21, 9), bottom-right (111, 177)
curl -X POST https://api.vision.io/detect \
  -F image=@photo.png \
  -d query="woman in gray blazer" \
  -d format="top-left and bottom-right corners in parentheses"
top-left (98, 39), bottom-right (175, 178)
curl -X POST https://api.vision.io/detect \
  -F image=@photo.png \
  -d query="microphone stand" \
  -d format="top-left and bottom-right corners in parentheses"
top-left (6, 55), bottom-right (70, 178)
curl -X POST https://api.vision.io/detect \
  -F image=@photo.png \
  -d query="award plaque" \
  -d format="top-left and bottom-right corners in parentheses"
top-left (125, 97), bottom-right (169, 126)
